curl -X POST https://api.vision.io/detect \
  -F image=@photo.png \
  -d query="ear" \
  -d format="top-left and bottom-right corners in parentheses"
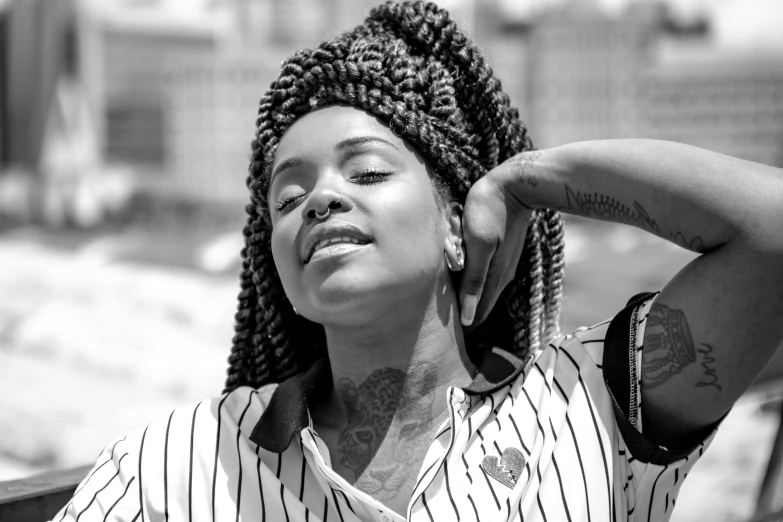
top-left (443, 201), bottom-right (464, 272)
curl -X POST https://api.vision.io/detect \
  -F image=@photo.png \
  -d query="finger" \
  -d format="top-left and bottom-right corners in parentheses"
top-left (470, 260), bottom-right (507, 328)
top-left (473, 226), bottom-right (528, 326)
top-left (459, 237), bottom-right (495, 327)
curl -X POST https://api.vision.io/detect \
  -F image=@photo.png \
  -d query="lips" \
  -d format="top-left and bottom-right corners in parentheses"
top-left (302, 222), bottom-right (371, 263)
top-left (311, 235), bottom-right (366, 253)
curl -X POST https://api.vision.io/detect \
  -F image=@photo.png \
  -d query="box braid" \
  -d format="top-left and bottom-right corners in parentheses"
top-left (224, 1), bottom-right (566, 393)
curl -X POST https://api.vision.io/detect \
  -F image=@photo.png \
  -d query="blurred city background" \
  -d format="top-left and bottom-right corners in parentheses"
top-left (0, 0), bottom-right (781, 520)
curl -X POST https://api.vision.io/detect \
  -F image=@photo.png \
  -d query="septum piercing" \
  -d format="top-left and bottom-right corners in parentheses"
top-left (314, 193), bottom-right (342, 220)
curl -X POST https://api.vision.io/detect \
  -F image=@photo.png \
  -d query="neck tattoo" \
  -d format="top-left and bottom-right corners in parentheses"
top-left (336, 362), bottom-right (438, 500)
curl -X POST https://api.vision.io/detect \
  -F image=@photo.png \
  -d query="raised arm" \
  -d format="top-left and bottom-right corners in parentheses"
top-left (460, 139), bottom-right (783, 449)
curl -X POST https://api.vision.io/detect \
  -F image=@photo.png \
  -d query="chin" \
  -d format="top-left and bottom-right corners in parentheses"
top-left (301, 274), bottom-right (389, 325)
top-left (293, 260), bottom-right (435, 326)
top-left (310, 295), bottom-right (387, 327)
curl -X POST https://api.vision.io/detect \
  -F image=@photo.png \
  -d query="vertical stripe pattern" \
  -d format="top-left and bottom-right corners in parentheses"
top-left (51, 294), bottom-right (719, 522)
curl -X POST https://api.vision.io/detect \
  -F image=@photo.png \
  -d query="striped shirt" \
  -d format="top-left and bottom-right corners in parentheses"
top-left (52, 292), bottom-right (719, 522)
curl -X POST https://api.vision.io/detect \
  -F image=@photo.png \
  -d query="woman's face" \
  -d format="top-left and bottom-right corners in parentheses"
top-left (268, 106), bottom-right (454, 327)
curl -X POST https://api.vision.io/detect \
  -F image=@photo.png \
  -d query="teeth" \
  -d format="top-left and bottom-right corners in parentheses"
top-left (312, 236), bottom-right (364, 255)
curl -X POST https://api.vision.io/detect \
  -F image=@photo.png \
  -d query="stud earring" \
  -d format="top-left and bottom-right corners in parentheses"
top-left (293, 306), bottom-right (299, 316)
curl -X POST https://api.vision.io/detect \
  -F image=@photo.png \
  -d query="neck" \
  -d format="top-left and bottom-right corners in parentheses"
top-left (308, 274), bottom-right (477, 505)
top-left (312, 275), bottom-right (476, 430)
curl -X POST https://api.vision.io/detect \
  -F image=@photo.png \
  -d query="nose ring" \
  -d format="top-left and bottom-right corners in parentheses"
top-left (314, 193), bottom-right (342, 220)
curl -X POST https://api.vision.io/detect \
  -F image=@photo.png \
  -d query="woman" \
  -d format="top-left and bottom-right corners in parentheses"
top-left (53, 2), bottom-right (783, 521)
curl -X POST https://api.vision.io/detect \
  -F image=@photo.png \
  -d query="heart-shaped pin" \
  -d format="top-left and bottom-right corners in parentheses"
top-left (481, 447), bottom-right (526, 489)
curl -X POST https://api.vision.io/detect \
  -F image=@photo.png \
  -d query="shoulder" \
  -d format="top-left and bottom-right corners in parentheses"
top-left (533, 291), bottom-right (660, 392)
top-left (539, 292), bottom-right (723, 463)
top-left (91, 385), bottom-right (278, 479)
top-left (564, 291), bottom-right (659, 369)
top-left (532, 291), bottom-right (659, 427)
top-left (52, 386), bottom-right (277, 521)
top-left (126, 385), bottom-right (278, 452)
top-left (520, 292), bottom-right (672, 454)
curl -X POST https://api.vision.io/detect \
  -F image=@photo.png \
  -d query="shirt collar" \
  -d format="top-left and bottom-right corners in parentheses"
top-left (249, 347), bottom-right (526, 453)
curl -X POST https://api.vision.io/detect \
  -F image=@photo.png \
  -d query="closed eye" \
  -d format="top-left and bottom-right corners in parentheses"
top-left (274, 169), bottom-right (391, 213)
top-left (351, 169), bottom-right (393, 185)
top-left (274, 193), bottom-right (306, 213)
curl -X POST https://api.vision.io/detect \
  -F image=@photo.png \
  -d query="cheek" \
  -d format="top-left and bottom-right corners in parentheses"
top-left (376, 187), bottom-right (443, 263)
top-left (270, 221), bottom-right (301, 294)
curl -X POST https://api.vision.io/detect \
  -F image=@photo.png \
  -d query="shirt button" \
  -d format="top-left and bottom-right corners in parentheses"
top-left (380, 513), bottom-right (393, 522)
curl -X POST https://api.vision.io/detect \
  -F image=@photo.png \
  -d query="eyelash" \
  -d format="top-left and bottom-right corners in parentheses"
top-left (273, 169), bottom-right (393, 213)
top-left (352, 169), bottom-right (392, 185)
top-left (274, 194), bottom-right (301, 213)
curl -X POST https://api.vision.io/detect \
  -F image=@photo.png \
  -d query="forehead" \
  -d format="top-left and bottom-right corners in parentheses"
top-left (273, 106), bottom-right (408, 164)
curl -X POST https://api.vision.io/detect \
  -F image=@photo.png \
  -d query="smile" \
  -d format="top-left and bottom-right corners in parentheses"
top-left (312, 236), bottom-right (366, 252)
top-left (309, 239), bottom-right (369, 262)
top-left (301, 221), bottom-right (373, 263)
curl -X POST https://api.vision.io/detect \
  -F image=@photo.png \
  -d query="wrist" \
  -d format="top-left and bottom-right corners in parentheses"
top-left (502, 146), bottom-right (568, 210)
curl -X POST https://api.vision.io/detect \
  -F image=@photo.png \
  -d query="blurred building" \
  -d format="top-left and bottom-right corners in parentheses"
top-left (0, 0), bottom-right (74, 170)
top-left (3, 0), bottom-right (781, 216)
top-left (159, 0), bottom-right (783, 205)
top-left (159, 0), bottom-right (479, 204)
top-left (161, 52), bottom-right (287, 203)
top-left (74, 0), bottom-right (412, 204)
top-left (521, 2), bottom-right (661, 148)
top-left (483, 0), bottom-right (783, 167)
top-left (78, 1), bottom-right (229, 169)
top-left (644, 42), bottom-right (783, 167)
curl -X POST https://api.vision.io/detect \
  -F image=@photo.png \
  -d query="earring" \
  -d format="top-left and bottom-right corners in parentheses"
top-left (293, 306), bottom-right (300, 316)
top-left (445, 243), bottom-right (464, 272)
top-left (453, 243), bottom-right (464, 270)
top-left (444, 251), bottom-right (455, 271)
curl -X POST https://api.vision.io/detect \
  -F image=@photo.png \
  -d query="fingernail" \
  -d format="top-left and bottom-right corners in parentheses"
top-left (461, 295), bottom-right (477, 326)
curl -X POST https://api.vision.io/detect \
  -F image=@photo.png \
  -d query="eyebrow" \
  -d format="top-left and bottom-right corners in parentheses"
top-left (270, 157), bottom-right (306, 185)
top-left (270, 135), bottom-right (399, 187)
top-left (334, 135), bottom-right (399, 152)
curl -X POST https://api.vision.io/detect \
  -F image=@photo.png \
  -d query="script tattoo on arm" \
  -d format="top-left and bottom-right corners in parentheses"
top-left (670, 230), bottom-right (706, 253)
top-left (695, 343), bottom-right (722, 391)
top-left (641, 303), bottom-right (721, 391)
top-left (564, 185), bottom-right (707, 253)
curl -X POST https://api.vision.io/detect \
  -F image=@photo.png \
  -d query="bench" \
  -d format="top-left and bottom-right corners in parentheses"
top-left (0, 466), bottom-right (91, 522)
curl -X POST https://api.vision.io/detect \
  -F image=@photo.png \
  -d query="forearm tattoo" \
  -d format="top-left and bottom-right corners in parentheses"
top-left (564, 185), bottom-right (706, 253)
top-left (337, 363), bottom-right (437, 500)
top-left (512, 150), bottom-right (542, 187)
top-left (564, 184), bottom-right (663, 234)
top-left (641, 303), bottom-right (721, 391)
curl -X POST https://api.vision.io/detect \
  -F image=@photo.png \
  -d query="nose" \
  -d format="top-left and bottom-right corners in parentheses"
top-left (303, 183), bottom-right (344, 221)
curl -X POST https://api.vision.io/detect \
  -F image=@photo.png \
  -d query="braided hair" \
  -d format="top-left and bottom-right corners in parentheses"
top-left (224, 0), bottom-right (565, 392)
